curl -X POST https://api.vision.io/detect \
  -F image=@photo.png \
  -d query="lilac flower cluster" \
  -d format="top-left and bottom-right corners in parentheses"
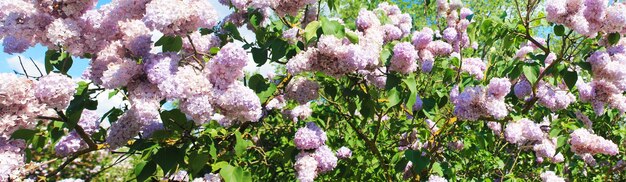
top-left (288, 6), bottom-right (386, 77)
top-left (461, 58), bottom-right (486, 80)
top-left (535, 81), bottom-right (576, 111)
top-left (376, 2), bottom-right (412, 41)
top-left (513, 39), bottom-right (548, 61)
top-left (335, 147), bottom-right (352, 159)
top-left (411, 27), bottom-right (453, 73)
top-left (1, 73), bottom-right (50, 139)
top-left (285, 77), bottom-right (320, 105)
top-left (398, 129), bottom-right (422, 151)
top-left (293, 122), bottom-right (338, 182)
top-left (569, 128), bottom-right (619, 156)
top-left (577, 46), bottom-right (626, 115)
top-left (546, 0), bottom-right (626, 37)
top-left (283, 103), bottom-right (313, 122)
top-left (0, 138), bottom-right (25, 181)
top-left (428, 175), bottom-right (448, 182)
top-left (390, 42), bottom-right (419, 74)
top-left (540, 171), bottom-right (565, 182)
top-left (143, 0), bottom-right (217, 36)
top-left (437, 1), bottom-right (474, 54)
top-left (450, 78), bottom-right (510, 121)
top-left (192, 173), bottom-right (221, 182)
top-left (504, 118), bottom-right (565, 163)
top-left (34, 73), bottom-right (76, 109)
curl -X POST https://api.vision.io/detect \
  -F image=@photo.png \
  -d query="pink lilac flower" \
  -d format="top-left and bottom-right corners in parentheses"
top-left (390, 42), bottom-right (419, 74)
top-left (427, 175), bottom-right (448, 182)
top-left (540, 171), bottom-right (565, 182)
top-left (54, 110), bottom-right (101, 156)
top-left (294, 152), bottom-right (318, 182)
top-left (335, 146), bottom-right (352, 159)
top-left (183, 31), bottom-right (221, 54)
top-left (205, 43), bottom-right (248, 89)
top-left (118, 20), bottom-right (152, 57)
top-left (34, 73), bottom-right (76, 109)
top-left (487, 122), bottom-right (502, 136)
top-left (143, 0), bottom-right (218, 36)
top-left (35, 0), bottom-right (97, 18)
top-left (412, 27), bottom-right (434, 49)
top-left (294, 122), bottom-right (327, 150)
top-left (212, 82), bottom-right (262, 122)
top-left (274, 0), bottom-right (317, 17)
top-left (106, 110), bottom-right (143, 149)
top-left (265, 95), bottom-right (286, 110)
top-left (284, 103), bottom-right (313, 122)
top-left (535, 81), bottom-right (576, 111)
top-left (426, 40), bottom-right (453, 56)
top-left (283, 27), bottom-right (299, 44)
top-left (159, 66), bottom-right (211, 100)
top-left (286, 77), bottom-right (320, 104)
top-left (532, 138), bottom-right (563, 163)
top-left (451, 78), bottom-right (509, 121)
top-left (461, 58), bottom-right (486, 80)
top-left (192, 173), bottom-right (221, 182)
top-left (398, 129), bottom-right (422, 151)
top-left (0, 74), bottom-right (48, 138)
top-left (313, 145), bottom-right (338, 173)
top-left (180, 94), bottom-right (214, 125)
top-left (356, 9), bottom-right (381, 31)
top-left (505, 118), bottom-right (544, 145)
top-left (488, 78), bottom-right (511, 99)
top-left (144, 52), bottom-right (181, 84)
top-left (0, 138), bottom-right (25, 181)
top-left (514, 77), bottom-right (532, 99)
top-left (570, 128), bottom-right (619, 155)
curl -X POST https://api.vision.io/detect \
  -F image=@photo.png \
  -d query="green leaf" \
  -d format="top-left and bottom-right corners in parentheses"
top-left (157, 36), bottom-right (183, 52)
top-left (387, 88), bottom-right (401, 108)
top-left (251, 48), bottom-right (267, 66)
top-left (304, 21), bottom-right (321, 44)
top-left (321, 18), bottom-right (345, 38)
top-left (431, 162), bottom-right (443, 176)
top-left (224, 23), bottom-right (243, 41)
top-left (270, 39), bottom-right (288, 62)
top-left (234, 131), bottom-right (253, 157)
top-left (160, 109), bottom-right (191, 132)
top-left (11, 129), bottom-right (37, 141)
top-left (360, 98), bottom-right (376, 119)
top-left (405, 150), bottom-right (430, 173)
top-left (135, 161), bottom-right (156, 182)
top-left (154, 147), bottom-right (184, 174)
top-left (346, 31), bottom-right (359, 44)
top-left (189, 151), bottom-right (210, 174)
top-left (210, 47), bottom-right (220, 55)
top-left (523, 63), bottom-right (540, 84)
top-left (554, 25), bottom-right (565, 36)
top-left (608, 33), bottom-right (621, 45)
top-left (44, 50), bottom-right (58, 74)
top-left (561, 70), bottom-right (578, 90)
top-left (108, 89), bottom-right (119, 99)
top-left (248, 74), bottom-right (269, 93)
top-left (220, 165), bottom-right (252, 182)
top-left (212, 161), bottom-right (229, 172)
top-left (556, 136), bottom-right (567, 149)
top-left (385, 74), bottom-right (401, 90)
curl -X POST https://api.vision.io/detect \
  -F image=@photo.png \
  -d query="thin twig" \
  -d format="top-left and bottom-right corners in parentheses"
top-left (18, 56), bottom-right (30, 78)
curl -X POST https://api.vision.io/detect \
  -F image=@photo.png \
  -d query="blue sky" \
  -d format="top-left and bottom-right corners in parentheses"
top-left (0, 0), bottom-right (243, 78)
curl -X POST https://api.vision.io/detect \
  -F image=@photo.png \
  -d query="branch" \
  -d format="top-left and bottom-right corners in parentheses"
top-left (55, 110), bottom-right (97, 149)
top-left (18, 56), bottom-right (30, 78)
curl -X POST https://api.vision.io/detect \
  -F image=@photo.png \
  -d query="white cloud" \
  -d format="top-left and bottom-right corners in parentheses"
top-left (7, 55), bottom-right (46, 77)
